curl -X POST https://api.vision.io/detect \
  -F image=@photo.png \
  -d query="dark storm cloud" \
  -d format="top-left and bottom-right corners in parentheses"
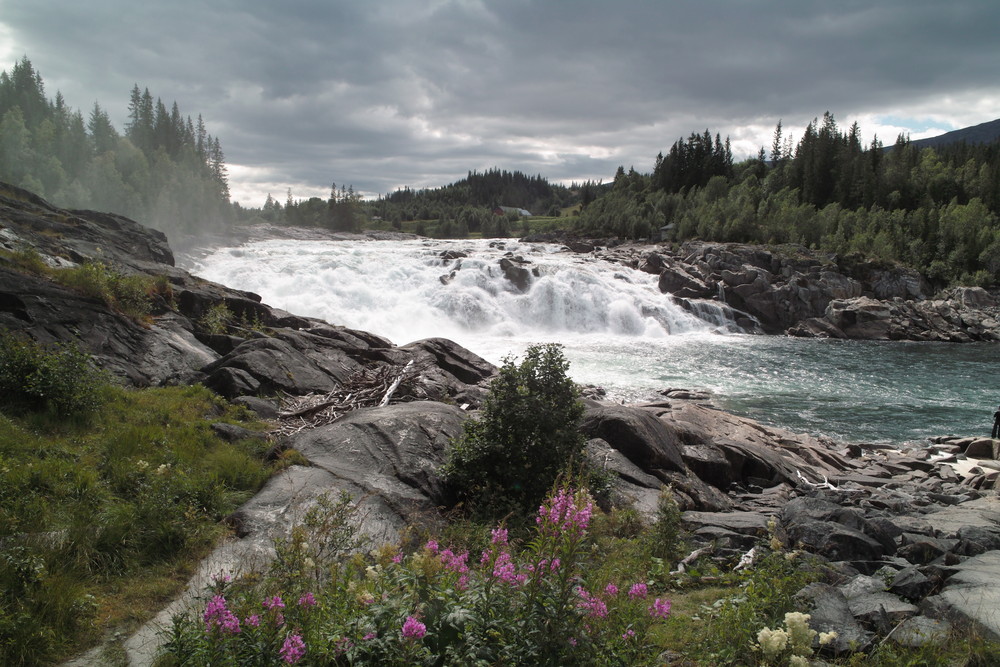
top-left (3, 0), bottom-right (999, 205)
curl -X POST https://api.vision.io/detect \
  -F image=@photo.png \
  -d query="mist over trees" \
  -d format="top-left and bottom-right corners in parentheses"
top-left (576, 113), bottom-right (1000, 288)
top-left (0, 57), bottom-right (232, 240)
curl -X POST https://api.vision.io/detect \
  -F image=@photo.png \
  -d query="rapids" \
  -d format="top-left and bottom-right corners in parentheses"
top-left (182, 237), bottom-right (1000, 445)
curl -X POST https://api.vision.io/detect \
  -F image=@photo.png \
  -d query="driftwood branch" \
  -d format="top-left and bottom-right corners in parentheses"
top-left (274, 360), bottom-right (423, 436)
top-left (380, 360), bottom-right (412, 407)
top-left (670, 545), bottom-right (713, 575)
top-left (733, 545), bottom-right (760, 571)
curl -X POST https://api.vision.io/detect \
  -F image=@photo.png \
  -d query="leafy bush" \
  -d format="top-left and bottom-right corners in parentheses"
top-left (0, 332), bottom-right (109, 416)
top-left (55, 261), bottom-right (154, 321)
top-left (159, 487), bottom-right (674, 666)
top-left (442, 343), bottom-right (586, 521)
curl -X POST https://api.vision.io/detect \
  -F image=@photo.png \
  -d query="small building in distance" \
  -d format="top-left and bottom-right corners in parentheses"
top-left (493, 205), bottom-right (532, 217)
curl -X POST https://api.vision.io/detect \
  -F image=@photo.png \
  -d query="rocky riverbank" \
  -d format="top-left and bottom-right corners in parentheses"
top-left (522, 233), bottom-right (1000, 342)
top-left (2, 184), bottom-right (1000, 661)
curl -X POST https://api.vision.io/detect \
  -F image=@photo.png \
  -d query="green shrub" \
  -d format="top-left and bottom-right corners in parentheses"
top-left (54, 261), bottom-right (153, 321)
top-left (441, 343), bottom-right (586, 522)
top-left (0, 332), bottom-right (109, 416)
top-left (197, 302), bottom-right (234, 335)
top-left (648, 486), bottom-right (684, 564)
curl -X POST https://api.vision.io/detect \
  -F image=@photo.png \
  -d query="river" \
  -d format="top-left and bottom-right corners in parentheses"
top-left (181, 236), bottom-right (999, 445)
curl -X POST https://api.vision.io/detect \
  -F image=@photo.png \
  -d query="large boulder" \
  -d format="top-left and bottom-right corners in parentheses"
top-left (580, 404), bottom-right (687, 474)
top-left (290, 401), bottom-right (468, 525)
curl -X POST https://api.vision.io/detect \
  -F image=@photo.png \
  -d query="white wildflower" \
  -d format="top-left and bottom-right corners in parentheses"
top-left (756, 626), bottom-right (788, 659)
top-left (785, 611), bottom-right (817, 655)
top-left (818, 630), bottom-right (838, 646)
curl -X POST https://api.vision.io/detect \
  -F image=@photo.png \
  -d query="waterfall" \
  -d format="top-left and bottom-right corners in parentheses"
top-left (184, 238), bottom-right (739, 346)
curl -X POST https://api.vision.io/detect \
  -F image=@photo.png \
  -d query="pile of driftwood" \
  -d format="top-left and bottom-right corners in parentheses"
top-left (274, 360), bottom-right (417, 436)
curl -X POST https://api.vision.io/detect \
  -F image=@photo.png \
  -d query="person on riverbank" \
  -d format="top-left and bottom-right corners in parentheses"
top-left (994, 405), bottom-right (1000, 439)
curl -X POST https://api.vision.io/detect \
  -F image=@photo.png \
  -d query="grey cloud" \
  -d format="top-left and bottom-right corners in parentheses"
top-left (4, 0), bottom-right (1000, 204)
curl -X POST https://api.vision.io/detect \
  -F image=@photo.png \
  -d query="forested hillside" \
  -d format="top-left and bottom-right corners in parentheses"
top-left (246, 168), bottom-right (590, 238)
top-left (575, 113), bottom-right (1000, 288)
top-left (0, 57), bottom-right (232, 239)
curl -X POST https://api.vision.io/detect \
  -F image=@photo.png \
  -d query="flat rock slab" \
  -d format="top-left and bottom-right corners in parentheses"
top-left (923, 495), bottom-right (1000, 535)
top-left (680, 510), bottom-right (771, 535)
top-left (936, 550), bottom-right (1000, 640)
top-left (891, 616), bottom-right (952, 648)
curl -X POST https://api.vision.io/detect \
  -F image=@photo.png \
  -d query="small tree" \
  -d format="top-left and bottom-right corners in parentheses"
top-left (442, 343), bottom-right (585, 521)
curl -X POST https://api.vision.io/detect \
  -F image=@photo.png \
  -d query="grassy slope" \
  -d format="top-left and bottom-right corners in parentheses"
top-left (0, 382), bottom-right (277, 665)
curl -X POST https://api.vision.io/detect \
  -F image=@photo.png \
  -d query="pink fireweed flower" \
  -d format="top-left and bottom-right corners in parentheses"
top-left (649, 597), bottom-right (672, 619)
top-left (491, 527), bottom-right (509, 546)
top-left (605, 582), bottom-right (619, 596)
top-left (492, 551), bottom-right (522, 585)
top-left (439, 549), bottom-right (470, 575)
top-left (298, 592), bottom-right (316, 608)
top-left (391, 552), bottom-right (403, 564)
top-left (577, 588), bottom-right (609, 618)
top-left (628, 582), bottom-right (648, 599)
top-left (362, 632), bottom-right (376, 641)
top-left (622, 628), bottom-right (636, 640)
top-left (536, 488), bottom-right (594, 538)
top-left (550, 558), bottom-right (561, 571)
top-left (203, 595), bottom-right (241, 634)
top-left (279, 633), bottom-right (306, 664)
top-left (401, 615), bottom-right (427, 640)
top-left (425, 539), bottom-right (439, 554)
top-left (263, 595), bottom-right (286, 610)
top-left (245, 614), bottom-right (261, 628)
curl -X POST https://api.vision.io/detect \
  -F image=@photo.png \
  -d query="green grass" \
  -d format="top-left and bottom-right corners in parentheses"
top-left (0, 382), bottom-right (274, 666)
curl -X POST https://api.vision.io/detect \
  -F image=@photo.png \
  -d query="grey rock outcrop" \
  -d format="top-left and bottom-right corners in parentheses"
top-left (591, 238), bottom-right (999, 341)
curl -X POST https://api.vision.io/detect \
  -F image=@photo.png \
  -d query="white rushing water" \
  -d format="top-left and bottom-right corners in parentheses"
top-left (185, 237), bottom-right (737, 360)
top-left (183, 237), bottom-right (1000, 445)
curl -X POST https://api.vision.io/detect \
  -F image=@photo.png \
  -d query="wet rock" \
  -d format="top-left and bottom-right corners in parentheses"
top-left (498, 256), bottom-right (533, 292)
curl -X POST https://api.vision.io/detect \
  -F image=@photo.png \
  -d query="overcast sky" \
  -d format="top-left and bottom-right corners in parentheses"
top-left (3, 0), bottom-right (999, 207)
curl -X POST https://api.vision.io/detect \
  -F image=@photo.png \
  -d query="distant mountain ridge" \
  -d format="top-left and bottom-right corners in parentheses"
top-left (909, 118), bottom-right (1000, 149)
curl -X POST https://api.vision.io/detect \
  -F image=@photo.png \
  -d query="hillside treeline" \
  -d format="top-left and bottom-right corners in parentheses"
top-left (244, 168), bottom-right (586, 236)
top-left (577, 113), bottom-right (1000, 287)
top-left (0, 57), bottom-right (232, 239)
